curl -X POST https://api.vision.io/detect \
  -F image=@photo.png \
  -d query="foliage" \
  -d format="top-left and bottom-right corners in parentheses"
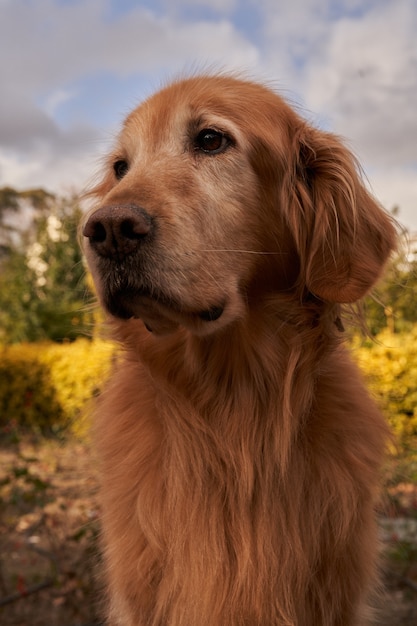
top-left (363, 232), bottom-right (417, 335)
top-left (1, 187), bottom-right (416, 343)
top-left (0, 187), bottom-right (94, 343)
top-left (0, 187), bottom-right (55, 258)
top-left (351, 327), bottom-right (417, 446)
top-left (0, 339), bottom-right (116, 437)
top-left (0, 327), bottom-right (415, 449)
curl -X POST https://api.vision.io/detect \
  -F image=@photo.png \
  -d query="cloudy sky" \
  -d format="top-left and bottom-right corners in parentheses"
top-left (1, 0), bottom-right (416, 230)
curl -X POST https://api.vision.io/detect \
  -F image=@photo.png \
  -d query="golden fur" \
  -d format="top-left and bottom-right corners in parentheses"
top-left (82, 75), bottom-right (396, 625)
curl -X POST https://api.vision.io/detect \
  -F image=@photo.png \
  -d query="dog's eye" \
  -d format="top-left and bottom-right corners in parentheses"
top-left (113, 159), bottom-right (129, 180)
top-left (195, 129), bottom-right (229, 154)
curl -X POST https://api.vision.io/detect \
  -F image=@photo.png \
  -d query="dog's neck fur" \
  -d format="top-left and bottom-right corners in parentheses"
top-left (98, 298), bottom-right (383, 625)
top-left (113, 296), bottom-right (341, 475)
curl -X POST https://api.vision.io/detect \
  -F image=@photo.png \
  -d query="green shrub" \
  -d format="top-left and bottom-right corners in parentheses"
top-left (351, 327), bottom-right (417, 445)
top-left (0, 339), bottom-right (116, 436)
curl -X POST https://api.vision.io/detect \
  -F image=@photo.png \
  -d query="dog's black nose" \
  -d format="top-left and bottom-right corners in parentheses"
top-left (83, 204), bottom-right (152, 259)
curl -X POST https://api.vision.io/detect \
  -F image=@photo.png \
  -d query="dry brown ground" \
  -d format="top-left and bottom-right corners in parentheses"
top-left (0, 434), bottom-right (416, 626)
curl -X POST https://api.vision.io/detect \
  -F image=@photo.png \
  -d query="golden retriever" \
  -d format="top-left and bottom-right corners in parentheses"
top-left (82, 74), bottom-right (396, 625)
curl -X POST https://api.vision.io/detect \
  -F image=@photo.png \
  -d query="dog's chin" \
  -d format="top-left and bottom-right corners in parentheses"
top-left (102, 288), bottom-right (238, 337)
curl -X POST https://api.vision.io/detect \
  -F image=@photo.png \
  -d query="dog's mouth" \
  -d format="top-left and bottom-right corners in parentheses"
top-left (103, 285), bottom-right (225, 329)
top-left (103, 286), bottom-right (166, 320)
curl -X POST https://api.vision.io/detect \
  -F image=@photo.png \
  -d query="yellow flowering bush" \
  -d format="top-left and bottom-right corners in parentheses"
top-left (2, 328), bottom-right (417, 445)
top-left (351, 327), bottom-right (417, 445)
top-left (0, 339), bottom-right (117, 437)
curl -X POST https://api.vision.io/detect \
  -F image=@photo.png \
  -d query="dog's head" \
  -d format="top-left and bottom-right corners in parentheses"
top-left (82, 75), bottom-right (396, 335)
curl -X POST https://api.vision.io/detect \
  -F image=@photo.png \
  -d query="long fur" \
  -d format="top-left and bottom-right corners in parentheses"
top-left (82, 75), bottom-right (397, 625)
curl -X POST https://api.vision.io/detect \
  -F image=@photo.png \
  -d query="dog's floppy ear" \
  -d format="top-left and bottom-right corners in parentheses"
top-left (286, 126), bottom-right (396, 303)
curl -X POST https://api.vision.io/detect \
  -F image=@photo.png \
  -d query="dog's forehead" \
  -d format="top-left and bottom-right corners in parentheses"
top-left (115, 77), bottom-right (298, 166)
top-left (121, 77), bottom-right (291, 143)
top-left (124, 78), bottom-right (242, 134)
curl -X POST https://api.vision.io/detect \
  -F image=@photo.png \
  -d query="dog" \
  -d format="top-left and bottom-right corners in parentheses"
top-left (82, 74), bottom-right (396, 625)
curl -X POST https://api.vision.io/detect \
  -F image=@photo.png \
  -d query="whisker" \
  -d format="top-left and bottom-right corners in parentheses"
top-left (199, 249), bottom-right (287, 255)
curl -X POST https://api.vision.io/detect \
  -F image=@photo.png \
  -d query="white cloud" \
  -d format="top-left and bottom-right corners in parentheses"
top-left (0, 133), bottom-right (105, 194)
top-left (0, 0), bottom-right (258, 88)
top-left (0, 0), bottom-right (416, 232)
top-left (163, 0), bottom-right (238, 13)
top-left (0, 153), bottom-right (41, 189)
top-left (43, 89), bottom-right (77, 118)
top-left (367, 167), bottom-right (417, 230)
top-left (304, 0), bottom-right (417, 168)
top-left (0, 0), bottom-right (258, 191)
top-left (256, 0), bottom-right (417, 229)
top-left (0, 87), bottom-right (57, 150)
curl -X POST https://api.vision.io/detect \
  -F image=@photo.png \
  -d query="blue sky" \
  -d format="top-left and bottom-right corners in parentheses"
top-left (1, 0), bottom-right (416, 230)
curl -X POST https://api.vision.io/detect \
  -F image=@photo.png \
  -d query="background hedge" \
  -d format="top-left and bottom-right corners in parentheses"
top-left (1, 329), bottom-right (417, 446)
top-left (0, 339), bottom-right (116, 437)
top-left (352, 327), bottom-right (417, 446)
